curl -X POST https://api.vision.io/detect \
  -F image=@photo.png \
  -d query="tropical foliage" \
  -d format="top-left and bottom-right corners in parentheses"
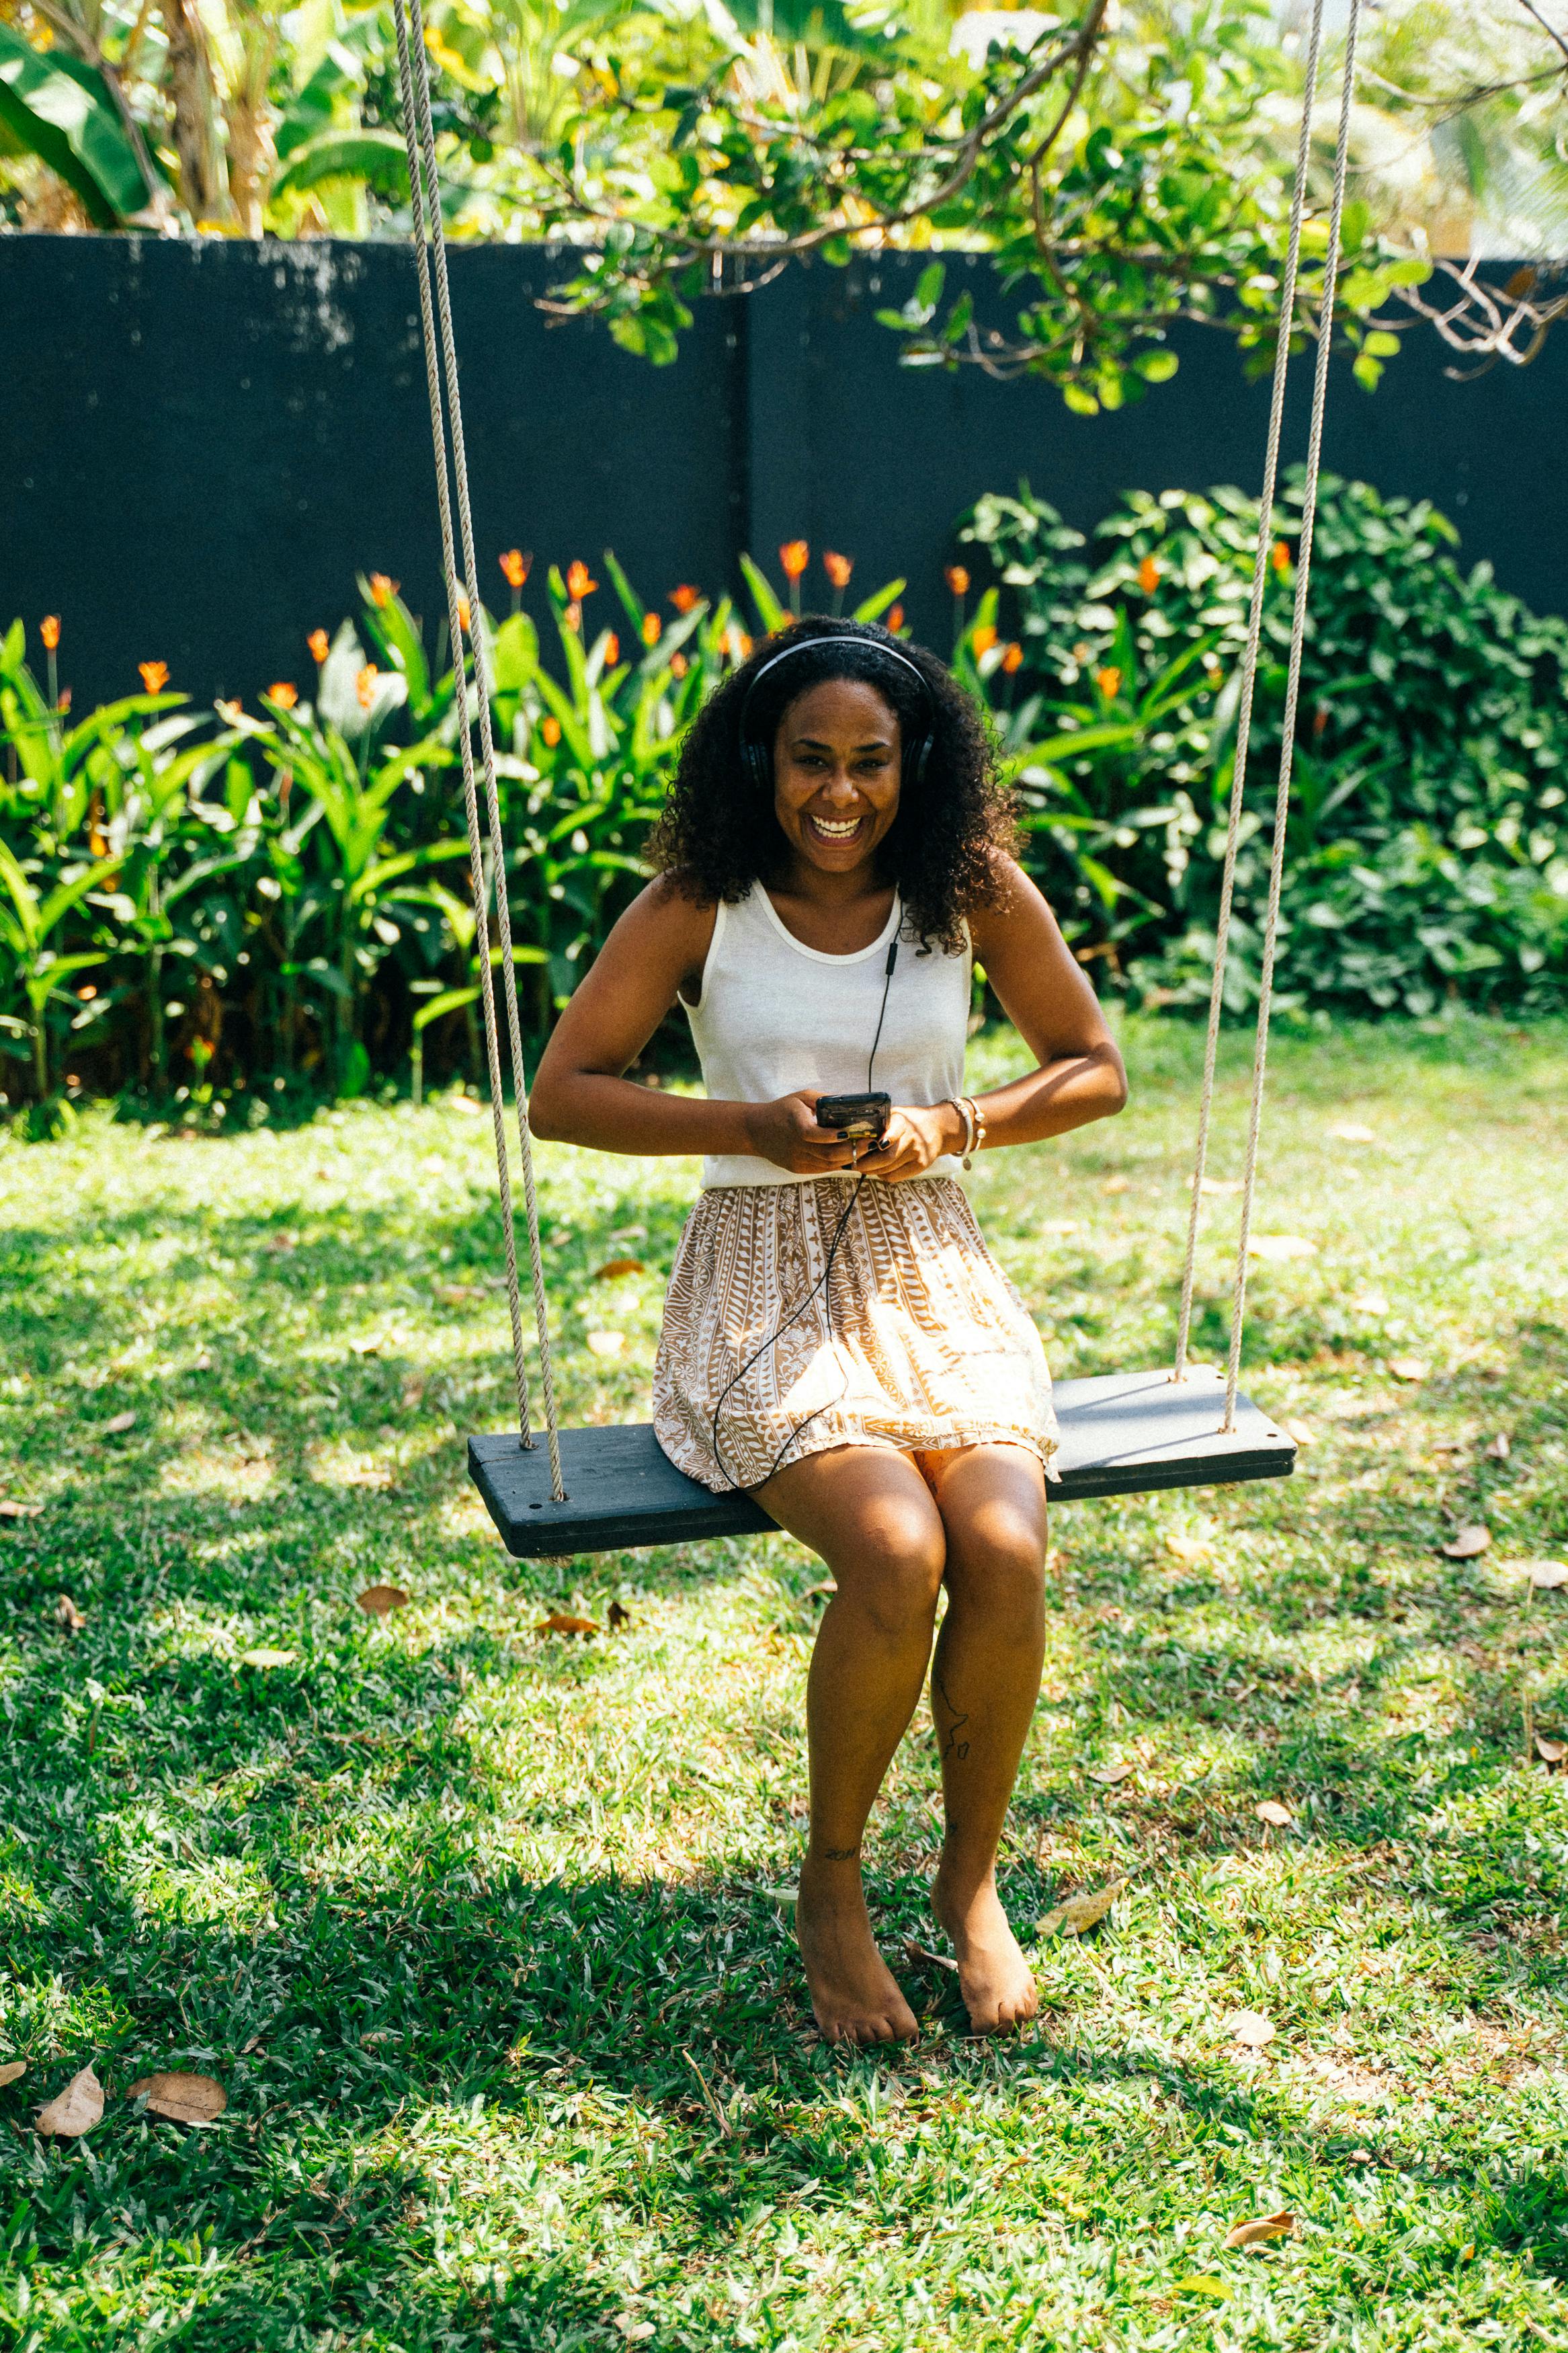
top-left (3, 0), bottom-right (1565, 397)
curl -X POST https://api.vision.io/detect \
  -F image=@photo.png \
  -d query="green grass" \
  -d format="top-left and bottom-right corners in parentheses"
top-left (4, 1013), bottom-right (1568, 2351)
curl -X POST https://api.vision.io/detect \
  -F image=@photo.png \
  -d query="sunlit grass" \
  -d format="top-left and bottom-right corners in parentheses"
top-left (3, 1013), bottom-right (1567, 2348)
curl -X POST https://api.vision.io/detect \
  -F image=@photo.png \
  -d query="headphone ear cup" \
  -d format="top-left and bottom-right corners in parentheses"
top-left (905, 728), bottom-right (934, 793)
top-left (741, 738), bottom-right (769, 795)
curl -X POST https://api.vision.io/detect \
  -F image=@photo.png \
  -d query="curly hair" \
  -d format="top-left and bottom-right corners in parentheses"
top-left (646, 617), bottom-right (1016, 953)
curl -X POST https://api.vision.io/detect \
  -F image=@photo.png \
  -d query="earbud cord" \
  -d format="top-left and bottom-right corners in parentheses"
top-left (709, 899), bottom-right (901, 1491)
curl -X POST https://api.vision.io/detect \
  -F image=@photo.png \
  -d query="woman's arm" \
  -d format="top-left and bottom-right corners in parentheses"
top-left (870, 859), bottom-right (1128, 1182)
top-left (527, 880), bottom-right (864, 1175)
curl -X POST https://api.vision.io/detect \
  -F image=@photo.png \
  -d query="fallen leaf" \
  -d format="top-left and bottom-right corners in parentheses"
top-left (349, 1336), bottom-right (381, 1357)
top-left (1388, 1357), bottom-right (1430, 1383)
top-left (804, 1579), bottom-right (838, 1602)
top-left (101, 1412), bottom-right (137, 1435)
top-left (608, 1601), bottom-right (630, 1630)
top-left (36, 2065), bottom-right (104, 2137)
top-left (1522, 1560), bottom-right (1568, 1590)
top-left (1039, 1218), bottom-right (1079, 1236)
top-left (1173, 2274), bottom-right (1231, 2300)
top-left (1349, 1290), bottom-right (1391, 1316)
top-left (1223, 2209), bottom-right (1294, 2250)
top-left (130, 2071), bottom-right (227, 2125)
top-left (615, 2322), bottom-right (657, 2344)
top-left (239, 1647), bottom-right (297, 1669)
top-left (1247, 1235), bottom-right (1317, 1262)
top-left (1085, 1761), bottom-right (1134, 1786)
top-left (1328, 1121), bottom-right (1377, 1143)
top-left (1485, 1432), bottom-right (1511, 1461)
top-left (356, 1584), bottom-right (411, 1616)
top-left (536, 1612), bottom-right (599, 1637)
top-left (55, 1595), bottom-right (87, 1632)
top-left (1198, 1176), bottom-right (1243, 1195)
top-left (0, 2061), bottom-right (26, 2088)
top-left (1102, 1174), bottom-right (1130, 1193)
top-left (739, 1880), bottom-right (798, 1906)
top-left (593, 1258), bottom-right (647, 1282)
top-left (434, 1283), bottom-right (483, 1307)
top-left (1228, 2010), bottom-right (1277, 2048)
top-left (1442, 1525), bottom-right (1491, 1559)
top-left (1255, 1800), bottom-right (1294, 1827)
top-left (0, 1500), bottom-right (42, 1520)
top-left (585, 1330), bottom-right (625, 1359)
top-left (1534, 1735), bottom-right (1567, 1765)
top-left (903, 1936), bottom-right (960, 1973)
top-left (1283, 1419), bottom-right (1314, 1446)
top-left (448, 1094), bottom-right (484, 1115)
top-left (1036, 1879), bottom-right (1125, 1938)
top-left (1165, 1533), bottom-right (1212, 1563)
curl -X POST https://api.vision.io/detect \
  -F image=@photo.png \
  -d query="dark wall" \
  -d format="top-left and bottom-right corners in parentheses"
top-left (4, 233), bottom-right (1564, 711)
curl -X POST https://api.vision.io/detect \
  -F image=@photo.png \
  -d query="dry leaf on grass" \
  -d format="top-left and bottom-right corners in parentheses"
top-left (1485, 1431), bottom-right (1512, 1460)
top-left (1223, 2209), bottom-right (1294, 2250)
top-left (1085, 1761), bottom-right (1135, 1786)
top-left (1247, 1235), bottom-right (1317, 1263)
top-left (1350, 1290), bottom-right (1391, 1316)
top-left (447, 1093), bottom-right (484, 1115)
top-left (36, 2065), bottom-right (104, 2137)
top-left (129, 2071), bottom-right (226, 2125)
top-left (356, 1584), bottom-right (411, 1616)
top-left (434, 1283), bottom-right (483, 1308)
top-left (1388, 1357), bottom-right (1431, 1383)
top-left (536, 1612), bottom-right (600, 1638)
top-left (349, 1337), bottom-right (382, 1357)
top-left (1534, 1735), bottom-right (1567, 1765)
top-left (608, 1601), bottom-right (630, 1631)
top-left (903, 1936), bottom-right (960, 1974)
top-left (1522, 1561), bottom-right (1568, 1590)
top-left (239, 1648), bottom-right (297, 1669)
top-left (1165, 1533), bottom-right (1212, 1564)
top-left (1102, 1174), bottom-right (1130, 1194)
top-left (1228, 2011), bottom-right (1277, 2048)
top-left (0, 2061), bottom-right (26, 2088)
top-left (101, 1412), bottom-right (137, 1435)
top-left (1037, 1880), bottom-right (1125, 1938)
top-left (0, 1500), bottom-right (42, 1519)
top-left (593, 1258), bottom-right (647, 1282)
top-left (1284, 1419), bottom-right (1314, 1446)
top-left (55, 1595), bottom-right (87, 1632)
top-left (1328, 1121), bottom-right (1377, 1144)
top-left (1442, 1525), bottom-right (1491, 1559)
top-left (585, 1330), bottom-right (625, 1359)
top-left (1255, 1800), bottom-right (1294, 1828)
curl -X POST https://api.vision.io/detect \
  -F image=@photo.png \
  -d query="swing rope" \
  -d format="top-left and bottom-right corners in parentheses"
top-left (390, 0), bottom-right (565, 1498)
top-left (1173, 0), bottom-right (1361, 1431)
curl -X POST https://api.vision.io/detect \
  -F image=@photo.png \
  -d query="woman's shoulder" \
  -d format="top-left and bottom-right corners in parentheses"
top-left (618, 873), bottom-right (723, 974)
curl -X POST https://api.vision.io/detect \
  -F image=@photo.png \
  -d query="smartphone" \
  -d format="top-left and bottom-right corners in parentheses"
top-left (815, 1090), bottom-right (891, 1140)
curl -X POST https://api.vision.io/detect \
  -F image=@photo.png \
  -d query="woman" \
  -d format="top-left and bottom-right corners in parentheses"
top-left (529, 619), bottom-right (1127, 2044)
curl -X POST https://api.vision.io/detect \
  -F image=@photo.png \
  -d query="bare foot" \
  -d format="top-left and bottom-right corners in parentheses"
top-left (796, 1853), bottom-right (919, 2045)
top-left (932, 1864), bottom-right (1039, 2034)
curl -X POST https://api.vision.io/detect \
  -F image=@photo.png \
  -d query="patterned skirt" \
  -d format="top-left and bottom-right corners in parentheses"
top-left (652, 1175), bottom-right (1059, 1494)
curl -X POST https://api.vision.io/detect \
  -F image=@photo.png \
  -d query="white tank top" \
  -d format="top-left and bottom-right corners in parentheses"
top-left (684, 885), bottom-right (971, 1189)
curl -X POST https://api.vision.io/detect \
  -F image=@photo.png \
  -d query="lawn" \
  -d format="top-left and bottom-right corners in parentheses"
top-left (5, 1014), bottom-right (1568, 2352)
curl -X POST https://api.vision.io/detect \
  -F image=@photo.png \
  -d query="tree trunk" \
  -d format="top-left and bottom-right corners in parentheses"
top-left (158, 0), bottom-right (231, 223)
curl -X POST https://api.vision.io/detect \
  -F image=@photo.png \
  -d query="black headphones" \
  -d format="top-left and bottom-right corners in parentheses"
top-left (737, 631), bottom-right (938, 797)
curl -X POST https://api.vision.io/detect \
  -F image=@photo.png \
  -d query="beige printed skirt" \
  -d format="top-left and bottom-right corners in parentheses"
top-left (652, 1176), bottom-right (1059, 1494)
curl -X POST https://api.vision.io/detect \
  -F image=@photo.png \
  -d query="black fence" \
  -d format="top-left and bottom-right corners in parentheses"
top-left (5, 233), bottom-right (1564, 710)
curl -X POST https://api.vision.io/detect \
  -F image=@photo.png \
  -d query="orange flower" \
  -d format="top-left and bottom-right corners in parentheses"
top-left (1001, 641), bottom-right (1024, 674)
top-left (779, 541), bottom-right (809, 581)
top-left (604, 631), bottom-right (620, 665)
top-left (972, 623), bottom-right (997, 657)
top-left (138, 660), bottom-right (169, 694)
top-left (823, 551), bottom-right (854, 590)
top-left (566, 559), bottom-right (597, 600)
top-left (77, 984), bottom-right (97, 1002)
top-left (1137, 554), bottom-right (1160, 594)
top-left (58, 687), bottom-right (71, 713)
top-left (946, 565), bottom-right (970, 598)
top-left (886, 604), bottom-right (905, 633)
top-left (670, 651), bottom-right (689, 678)
top-left (269, 681), bottom-right (298, 709)
top-left (669, 584), bottom-right (700, 614)
top-left (308, 629), bottom-right (329, 664)
top-left (499, 548), bottom-right (530, 590)
top-left (356, 664), bottom-right (380, 710)
top-left (541, 715), bottom-right (562, 746)
top-left (737, 631), bottom-right (753, 659)
top-left (1272, 539), bottom-right (1291, 574)
top-left (41, 614), bottom-right (60, 651)
top-left (1095, 665), bottom-right (1123, 699)
top-left (563, 601), bottom-right (581, 634)
top-left (456, 594), bottom-right (471, 634)
top-left (370, 572), bottom-right (399, 608)
top-left (641, 612), bottom-right (661, 645)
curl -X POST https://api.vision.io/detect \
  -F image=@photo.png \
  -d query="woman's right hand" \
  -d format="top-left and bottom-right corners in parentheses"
top-left (743, 1090), bottom-right (864, 1175)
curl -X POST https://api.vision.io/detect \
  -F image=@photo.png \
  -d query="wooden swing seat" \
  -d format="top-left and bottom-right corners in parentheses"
top-left (468, 1363), bottom-right (1295, 1559)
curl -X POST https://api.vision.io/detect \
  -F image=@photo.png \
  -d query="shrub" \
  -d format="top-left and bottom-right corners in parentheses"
top-left (962, 472), bottom-right (1568, 1016)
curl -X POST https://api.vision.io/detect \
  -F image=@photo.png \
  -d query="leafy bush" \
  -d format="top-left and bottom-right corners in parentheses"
top-left (962, 473), bottom-right (1568, 1016)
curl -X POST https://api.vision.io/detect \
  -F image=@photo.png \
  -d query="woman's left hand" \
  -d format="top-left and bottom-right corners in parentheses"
top-left (862, 1102), bottom-right (966, 1183)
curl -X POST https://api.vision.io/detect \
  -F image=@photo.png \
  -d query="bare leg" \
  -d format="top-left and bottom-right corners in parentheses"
top-left (921, 1444), bottom-right (1048, 2033)
top-left (753, 1444), bottom-right (946, 2044)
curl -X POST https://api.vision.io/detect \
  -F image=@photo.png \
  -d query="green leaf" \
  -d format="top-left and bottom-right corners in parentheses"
top-left (739, 555), bottom-right (787, 637)
top-left (852, 579), bottom-right (907, 625)
top-left (491, 611), bottom-right (540, 696)
top-left (271, 129), bottom-right (409, 202)
top-left (0, 25), bottom-right (151, 225)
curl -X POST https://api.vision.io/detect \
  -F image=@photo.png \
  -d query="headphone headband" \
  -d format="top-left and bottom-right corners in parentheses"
top-left (737, 629), bottom-right (938, 797)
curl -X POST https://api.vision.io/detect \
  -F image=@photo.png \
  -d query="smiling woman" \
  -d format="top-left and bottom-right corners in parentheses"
top-left (528, 618), bottom-right (1128, 2048)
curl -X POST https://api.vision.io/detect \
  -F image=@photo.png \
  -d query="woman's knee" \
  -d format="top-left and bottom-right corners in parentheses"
top-left (833, 1505), bottom-right (946, 1642)
top-left (944, 1503), bottom-right (1047, 1623)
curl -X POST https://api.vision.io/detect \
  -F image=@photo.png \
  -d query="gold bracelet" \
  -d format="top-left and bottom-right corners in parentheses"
top-left (947, 1096), bottom-right (975, 1163)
